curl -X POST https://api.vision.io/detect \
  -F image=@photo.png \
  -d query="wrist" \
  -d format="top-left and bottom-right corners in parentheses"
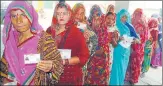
top-left (64, 59), bottom-right (69, 65)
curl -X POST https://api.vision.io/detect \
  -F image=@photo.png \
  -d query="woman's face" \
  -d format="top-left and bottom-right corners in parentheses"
top-left (93, 11), bottom-right (99, 18)
top-left (10, 9), bottom-right (31, 32)
top-left (105, 14), bottom-right (114, 26)
top-left (74, 8), bottom-right (85, 22)
top-left (121, 15), bottom-right (127, 23)
top-left (151, 21), bottom-right (157, 28)
top-left (92, 15), bottom-right (101, 28)
top-left (158, 17), bottom-right (162, 23)
top-left (56, 7), bottom-right (70, 25)
top-left (134, 11), bottom-right (142, 19)
top-left (109, 6), bottom-right (114, 12)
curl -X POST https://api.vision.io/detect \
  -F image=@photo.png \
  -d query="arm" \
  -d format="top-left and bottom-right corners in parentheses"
top-left (65, 33), bottom-right (89, 67)
top-left (0, 54), bottom-right (9, 85)
top-left (86, 25), bottom-right (98, 56)
top-left (63, 57), bottom-right (80, 65)
top-left (111, 30), bottom-right (119, 47)
top-left (89, 34), bottom-right (98, 56)
top-left (37, 32), bottom-right (64, 82)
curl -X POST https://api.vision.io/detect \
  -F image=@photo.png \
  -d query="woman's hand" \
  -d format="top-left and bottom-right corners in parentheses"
top-left (62, 60), bottom-right (65, 65)
top-left (114, 31), bottom-right (119, 41)
top-left (111, 31), bottom-right (119, 47)
top-left (84, 29), bottom-right (90, 41)
top-left (37, 60), bottom-right (53, 72)
top-left (95, 48), bottom-right (104, 55)
top-left (111, 38), bottom-right (118, 47)
top-left (133, 38), bottom-right (141, 44)
top-left (3, 78), bottom-right (12, 85)
top-left (119, 36), bottom-right (124, 41)
top-left (62, 57), bottom-right (80, 65)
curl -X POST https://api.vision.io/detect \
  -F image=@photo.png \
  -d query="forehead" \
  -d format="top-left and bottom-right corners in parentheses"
top-left (93, 16), bottom-right (100, 20)
top-left (93, 11), bottom-right (100, 16)
top-left (10, 9), bottom-right (24, 15)
top-left (121, 15), bottom-right (127, 18)
top-left (109, 6), bottom-right (114, 9)
top-left (135, 11), bottom-right (142, 15)
top-left (106, 14), bottom-right (114, 18)
top-left (77, 8), bottom-right (84, 13)
top-left (56, 7), bottom-right (67, 12)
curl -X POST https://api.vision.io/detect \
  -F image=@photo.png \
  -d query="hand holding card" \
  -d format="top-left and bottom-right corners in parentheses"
top-left (58, 49), bottom-right (71, 59)
top-left (119, 34), bottom-right (134, 48)
top-left (77, 22), bottom-right (87, 30)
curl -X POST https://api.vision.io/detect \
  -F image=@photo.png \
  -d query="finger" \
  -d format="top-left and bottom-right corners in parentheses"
top-left (37, 65), bottom-right (45, 70)
top-left (37, 64), bottom-right (51, 72)
top-left (38, 63), bottom-right (51, 71)
top-left (46, 61), bottom-right (53, 65)
top-left (38, 62), bottom-right (45, 67)
top-left (40, 60), bottom-right (48, 64)
top-left (41, 60), bottom-right (52, 65)
top-left (42, 62), bottom-right (52, 68)
top-left (37, 65), bottom-right (45, 71)
top-left (37, 62), bottom-right (44, 68)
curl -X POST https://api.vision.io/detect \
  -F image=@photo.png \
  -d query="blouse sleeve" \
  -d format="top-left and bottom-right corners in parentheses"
top-left (76, 32), bottom-right (89, 67)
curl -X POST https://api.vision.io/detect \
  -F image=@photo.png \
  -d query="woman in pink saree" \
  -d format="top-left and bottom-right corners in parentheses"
top-left (150, 14), bottom-right (162, 68)
top-left (0, 1), bottom-right (63, 85)
top-left (150, 17), bottom-right (162, 68)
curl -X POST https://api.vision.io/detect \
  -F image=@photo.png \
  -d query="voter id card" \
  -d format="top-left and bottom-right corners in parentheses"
top-left (58, 49), bottom-right (71, 59)
top-left (24, 54), bottom-right (40, 64)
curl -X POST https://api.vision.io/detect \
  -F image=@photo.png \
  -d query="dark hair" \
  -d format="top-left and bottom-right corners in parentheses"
top-left (106, 12), bottom-right (114, 17)
top-left (57, 2), bottom-right (68, 9)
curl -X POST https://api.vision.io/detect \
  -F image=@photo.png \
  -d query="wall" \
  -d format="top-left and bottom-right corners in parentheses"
top-left (115, 1), bottom-right (129, 13)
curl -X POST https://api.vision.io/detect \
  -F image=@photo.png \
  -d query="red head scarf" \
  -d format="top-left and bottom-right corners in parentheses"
top-left (47, 2), bottom-right (74, 37)
top-left (132, 8), bottom-right (147, 28)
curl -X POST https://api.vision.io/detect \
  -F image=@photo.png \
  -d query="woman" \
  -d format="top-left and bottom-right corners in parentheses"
top-left (72, 3), bottom-right (98, 82)
top-left (141, 18), bottom-right (158, 76)
top-left (0, 1), bottom-right (63, 85)
top-left (109, 9), bottom-right (139, 85)
top-left (106, 4), bottom-right (116, 24)
top-left (151, 14), bottom-right (162, 68)
top-left (105, 12), bottom-right (119, 84)
top-left (149, 17), bottom-right (162, 68)
top-left (46, 2), bottom-right (89, 85)
top-left (125, 8), bottom-right (148, 84)
top-left (72, 3), bottom-right (98, 60)
top-left (84, 5), bottom-right (110, 85)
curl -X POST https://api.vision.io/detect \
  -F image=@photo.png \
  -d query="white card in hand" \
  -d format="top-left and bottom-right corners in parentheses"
top-left (119, 35), bottom-right (134, 48)
top-left (24, 54), bottom-right (40, 64)
top-left (77, 22), bottom-right (87, 30)
top-left (58, 49), bottom-right (71, 59)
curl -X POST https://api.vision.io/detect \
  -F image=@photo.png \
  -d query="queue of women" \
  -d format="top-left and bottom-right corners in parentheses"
top-left (0, 1), bottom-right (162, 85)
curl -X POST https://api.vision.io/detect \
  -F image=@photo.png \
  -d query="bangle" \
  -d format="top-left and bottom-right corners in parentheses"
top-left (65, 59), bottom-right (69, 65)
